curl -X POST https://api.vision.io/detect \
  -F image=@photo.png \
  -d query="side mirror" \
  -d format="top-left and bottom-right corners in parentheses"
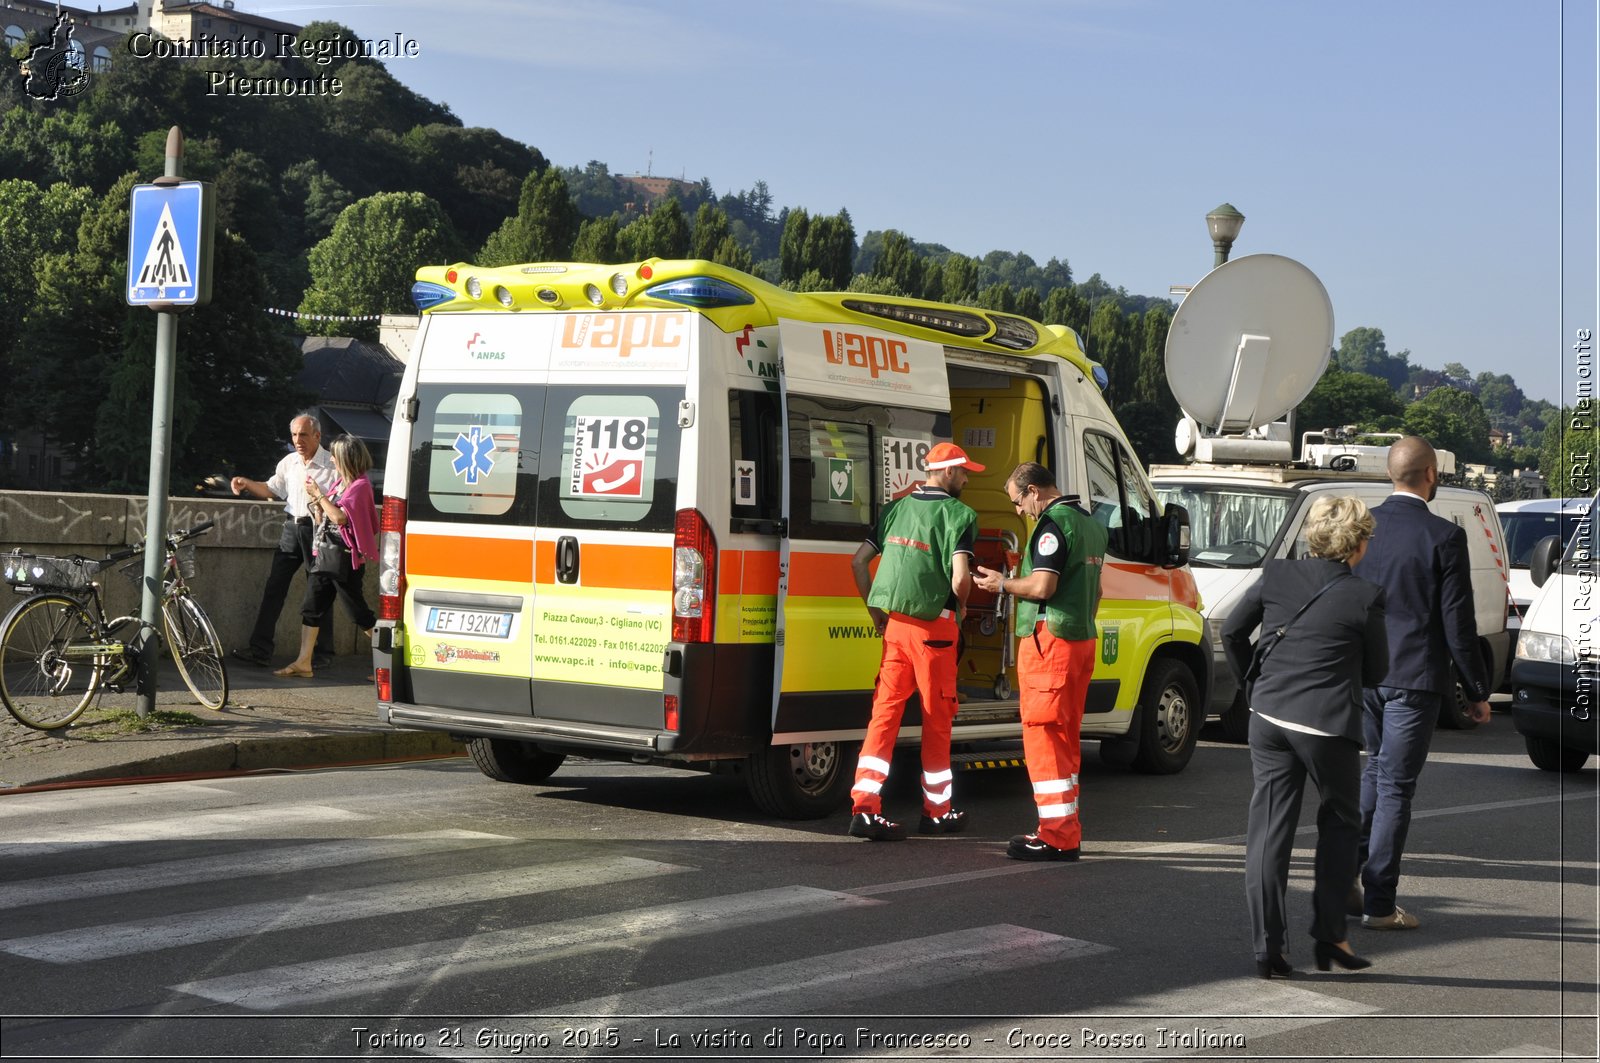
top-left (1529, 534), bottom-right (1561, 589)
top-left (1162, 502), bottom-right (1191, 569)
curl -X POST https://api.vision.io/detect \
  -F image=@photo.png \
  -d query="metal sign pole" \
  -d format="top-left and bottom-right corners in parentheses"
top-left (132, 127), bottom-right (187, 719)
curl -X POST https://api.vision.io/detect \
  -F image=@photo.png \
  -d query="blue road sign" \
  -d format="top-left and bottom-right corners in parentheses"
top-left (127, 181), bottom-right (214, 307)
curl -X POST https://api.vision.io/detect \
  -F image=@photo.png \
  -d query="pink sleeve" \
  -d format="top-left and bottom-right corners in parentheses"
top-left (336, 476), bottom-right (379, 566)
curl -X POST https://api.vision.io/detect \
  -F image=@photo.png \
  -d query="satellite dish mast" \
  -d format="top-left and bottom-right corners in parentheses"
top-left (1164, 253), bottom-right (1333, 464)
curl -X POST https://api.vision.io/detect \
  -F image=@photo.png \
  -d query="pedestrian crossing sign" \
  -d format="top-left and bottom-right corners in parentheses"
top-left (126, 181), bottom-right (214, 307)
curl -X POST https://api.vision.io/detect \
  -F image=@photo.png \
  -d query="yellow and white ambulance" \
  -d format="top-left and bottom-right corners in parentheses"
top-left (373, 259), bottom-right (1208, 817)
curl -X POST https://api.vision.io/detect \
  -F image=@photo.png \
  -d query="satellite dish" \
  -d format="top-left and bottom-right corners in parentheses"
top-left (1165, 254), bottom-right (1333, 434)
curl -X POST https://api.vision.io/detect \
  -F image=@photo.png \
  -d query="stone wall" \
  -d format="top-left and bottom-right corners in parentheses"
top-left (0, 492), bottom-right (378, 661)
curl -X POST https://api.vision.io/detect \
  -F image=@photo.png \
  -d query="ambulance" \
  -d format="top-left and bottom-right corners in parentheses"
top-left (373, 259), bottom-right (1208, 818)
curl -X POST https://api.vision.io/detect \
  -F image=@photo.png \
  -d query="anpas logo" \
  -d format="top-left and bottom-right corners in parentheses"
top-left (823, 329), bottom-right (911, 380)
top-left (465, 332), bottom-right (506, 360)
top-left (561, 313), bottom-right (684, 357)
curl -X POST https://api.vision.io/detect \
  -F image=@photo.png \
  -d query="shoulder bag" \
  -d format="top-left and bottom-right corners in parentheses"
top-left (311, 514), bottom-right (352, 579)
top-left (1243, 573), bottom-right (1350, 690)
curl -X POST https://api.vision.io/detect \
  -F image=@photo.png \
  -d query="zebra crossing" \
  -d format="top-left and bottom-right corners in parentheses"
top-left (0, 789), bottom-right (1571, 1060)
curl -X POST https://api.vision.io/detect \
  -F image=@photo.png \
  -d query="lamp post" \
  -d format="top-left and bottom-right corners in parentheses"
top-left (1206, 202), bottom-right (1245, 267)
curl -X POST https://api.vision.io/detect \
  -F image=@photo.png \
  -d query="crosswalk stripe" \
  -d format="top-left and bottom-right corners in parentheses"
top-left (504, 924), bottom-right (1109, 1020)
top-left (0, 805), bottom-right (366, 860)
top-left (0, 857), bottom-right (689, 963)
top-left (0, 782), bottom-right (236, 818)
top-left (0, 830), bottom-right (517, 911)
top-left (172, 885), bottom-right (884, 1009)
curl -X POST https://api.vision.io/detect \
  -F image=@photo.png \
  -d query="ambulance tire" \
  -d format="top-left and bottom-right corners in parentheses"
top-left (1130, 659), bottom-right (1202, 775)
top-left (1220, 690), bottom-right (1252, 744)
top-left (747, 740), bottom-right (857, 820)
top-left (467, 737), bottom-right (566, 785)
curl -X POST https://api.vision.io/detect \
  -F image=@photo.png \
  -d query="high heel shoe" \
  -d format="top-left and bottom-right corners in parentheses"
top-left (1255, 954), bottom-right (1293, 979)
top-left (1314, 940), bottom-right (1372, 971)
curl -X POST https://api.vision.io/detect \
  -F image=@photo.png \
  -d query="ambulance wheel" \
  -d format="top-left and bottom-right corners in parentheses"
top-left (1131, 659), bottom-right (1201, 775)
top-left (1220, 690), bottom-right (1251, 744)
top-left (467, 737), bottom-right (566, 785)
top-left (747, 740), bottom-right (856, 820)
top-left (1524, 735), bottom-right (1590, 773)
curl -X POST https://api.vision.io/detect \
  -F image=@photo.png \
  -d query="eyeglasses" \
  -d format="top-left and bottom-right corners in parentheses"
top-left (1008, 485), bottom-right (1031, 508)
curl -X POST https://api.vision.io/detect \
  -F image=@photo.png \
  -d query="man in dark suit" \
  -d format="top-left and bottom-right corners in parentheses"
top-left (1354, 436), bottom-right (1492, 930)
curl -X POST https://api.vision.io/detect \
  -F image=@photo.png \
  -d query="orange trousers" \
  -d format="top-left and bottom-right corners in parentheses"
top-left (1017, 625), bottom-right (1094, 850)
top-left (851, 612), bottom-right (960, 818)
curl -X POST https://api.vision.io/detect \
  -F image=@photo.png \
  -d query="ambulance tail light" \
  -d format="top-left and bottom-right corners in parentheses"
top-left (672, 508), bottom-right (717, 643)
top-left (378, 497), bottom-right (407, 621)
top-left (375, 667), bottom-right (392, 703)
top-left (663, 694), bottom-right (680, 732)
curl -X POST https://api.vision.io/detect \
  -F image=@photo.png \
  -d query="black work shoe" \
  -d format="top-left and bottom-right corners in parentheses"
top-left (848, 812), bottom-right (906, 842)
top-left (230, 647), bottom-right (271, 667)
top-left (918, 810), bottom-right (967, 835)
top-left (1006, 833), bottom-right (1079, 861)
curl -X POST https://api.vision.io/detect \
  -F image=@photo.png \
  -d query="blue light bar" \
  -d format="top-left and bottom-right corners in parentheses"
top-left (643, 276), bottom-right (754, 308)
top-left (411, 281), bottom-right (457, 311)
top-left (1091, 364), bottom-right (1109, 391)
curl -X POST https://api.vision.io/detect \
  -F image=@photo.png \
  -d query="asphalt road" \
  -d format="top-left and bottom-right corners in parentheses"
top-left (1, 714), bottom-right (1594, 1062)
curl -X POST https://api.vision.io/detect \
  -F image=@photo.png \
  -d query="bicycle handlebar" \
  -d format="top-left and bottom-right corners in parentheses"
top-left (116, 521), bottom-right (216, 559)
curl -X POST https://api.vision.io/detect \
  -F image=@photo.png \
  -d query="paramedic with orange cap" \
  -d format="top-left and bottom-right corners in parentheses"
top-left (846, 441), bottom-right (982, 842)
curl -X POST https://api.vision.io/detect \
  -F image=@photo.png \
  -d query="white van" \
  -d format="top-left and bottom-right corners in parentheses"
top-left (1152, 466), bottom-right (1512, 740)
top-left (1497, 497), bottom-right (1591, 637)
top-left (1509, 493), bottom-right (1598, 771)
top-left (372, 259), bottom-right (1210, 818)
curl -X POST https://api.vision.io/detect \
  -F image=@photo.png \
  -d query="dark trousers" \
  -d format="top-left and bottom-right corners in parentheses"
top-left (1245, 712), bottom-right (1362, 959)
top-left (300, 562), bottom-right (376, 632)
top-left (1359, 685), bottom-right (1440, 917)
top-left (247, 519), bottom-right (335, 658)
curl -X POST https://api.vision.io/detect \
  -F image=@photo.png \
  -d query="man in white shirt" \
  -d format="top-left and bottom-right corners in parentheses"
top-left (229, 413), bottom-right (338, 667)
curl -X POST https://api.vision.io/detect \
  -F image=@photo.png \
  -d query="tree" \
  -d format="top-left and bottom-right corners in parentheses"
top-left (690, 203), bottom-right (731, 260)
top-left (94, 232), bottom-right (310, 491)
top-left (1403, 385), bottom-right (1493, 464)
top-left (1087, 300), bottom-right (1136, 407)
top-left (1539, 406), bottom-right (1600, 496)
top-left (778, 208), bottom-right (810, 283)
top-left (615, 198), bottom-right (690, 260)
top-left (1297, 368), bottom-right (1405, 436)
top-left (299, 192), bottom-right (463, 341)
top-left (939, 254), bottom-right (980, 304)
top-left (876, 230), bottom-right (924, 297)
top-left (571, 215), bottom-right (621, 264)
top-left (477, 166), bottom-right (580, 267)
top-left (1334, 326), bottom-right (1409, 389)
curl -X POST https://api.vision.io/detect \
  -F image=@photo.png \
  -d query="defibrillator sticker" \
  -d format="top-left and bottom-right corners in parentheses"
top-left (881, 435), bottom-right (930, 501)
top-left (1038, 532), bottom-right (1060, 556)
top-left (827, 457), bottom-right (854, 502)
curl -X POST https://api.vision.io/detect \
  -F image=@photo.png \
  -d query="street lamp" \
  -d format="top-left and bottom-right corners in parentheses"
top-left (1206, 203), bottom-right (1245, 267)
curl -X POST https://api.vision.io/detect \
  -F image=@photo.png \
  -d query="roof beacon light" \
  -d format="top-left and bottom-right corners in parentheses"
top-left (645, 276), bottom-right (754, 309)
top-left (411, 281), bottom-right (456, 312)
top-left (535, 288), bottom-right (561, 305)
top-left (464, 276), bottom-right (482, 300)
top-left (584, 283), bottom-right (605, 307)
top-left (493, 285), bottom-right (514, 307)
top-left (609, 273), bottom-right (629, 297)
top-left (639, 264), bottom-right (654, 280)
top-left (1091, 364), bottom-right (1110, 391)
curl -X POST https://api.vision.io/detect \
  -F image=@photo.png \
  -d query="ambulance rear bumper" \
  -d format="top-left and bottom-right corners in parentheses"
top-left (384, 704), bottom-right (662, 754)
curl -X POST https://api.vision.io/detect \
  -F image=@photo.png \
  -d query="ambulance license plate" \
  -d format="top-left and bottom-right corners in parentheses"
top-left (425, 607), bottom-right (513, 639)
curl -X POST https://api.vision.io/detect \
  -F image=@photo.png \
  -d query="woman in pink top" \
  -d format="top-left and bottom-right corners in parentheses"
top-left (275, 435), bottom-right (378, 678)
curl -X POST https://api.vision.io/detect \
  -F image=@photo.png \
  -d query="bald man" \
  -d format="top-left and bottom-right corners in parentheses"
top-left (1351, 436), bottom-right (1491, 930)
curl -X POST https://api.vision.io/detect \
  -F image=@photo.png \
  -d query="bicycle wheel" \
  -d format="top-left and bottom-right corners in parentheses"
top-left (162, 593), bottom-right (228, 710)
top-left (0, 595), bottom-right (101, 730)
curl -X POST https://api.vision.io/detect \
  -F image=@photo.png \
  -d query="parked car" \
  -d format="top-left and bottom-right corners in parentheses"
top-left (1498, 497), bottom-right (1591, 637)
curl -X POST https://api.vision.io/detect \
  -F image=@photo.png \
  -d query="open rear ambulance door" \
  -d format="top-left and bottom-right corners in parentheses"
top-left (770, 318), bottom-right (953, 756)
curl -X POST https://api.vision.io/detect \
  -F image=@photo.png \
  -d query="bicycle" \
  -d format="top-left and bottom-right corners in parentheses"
top-left (0, 521), bottom-right (229, 729)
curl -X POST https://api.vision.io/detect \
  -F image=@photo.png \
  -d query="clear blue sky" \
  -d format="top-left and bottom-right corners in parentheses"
top-left (249, 0), bottom-right (1595, 407)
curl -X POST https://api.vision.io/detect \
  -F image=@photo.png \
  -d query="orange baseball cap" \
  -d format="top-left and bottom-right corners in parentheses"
top-left (924, 441), bottom-right (986, 473)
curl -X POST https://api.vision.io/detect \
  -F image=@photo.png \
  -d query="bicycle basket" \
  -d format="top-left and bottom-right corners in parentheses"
top-left (175, 541), bottom-right (198, 580)
top-left (3, 551), bottom-right (97, 592)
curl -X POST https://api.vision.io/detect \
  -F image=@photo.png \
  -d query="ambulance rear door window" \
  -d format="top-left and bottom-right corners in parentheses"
top-left (537, 386), bottom-right (683, 532)
top-left (408, 385), bottom-right (537, 525)
top-left (729, 388), bottom-right (782, 528)
top-left (786, 396), bottom-right (947, 542)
